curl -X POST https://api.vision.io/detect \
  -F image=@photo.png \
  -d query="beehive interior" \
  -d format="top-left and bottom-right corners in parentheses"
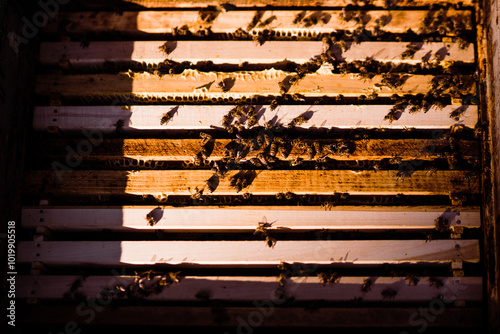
top-left (9, 0), bottom-right (492, 332)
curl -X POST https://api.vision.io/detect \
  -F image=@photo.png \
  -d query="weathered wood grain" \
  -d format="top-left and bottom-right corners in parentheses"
top-left (33, 105), bottom-right (478, 131)
top-left (23, 170), bottom-right (480, 196)
top-left (18, 305), bottom-right (482, 328)
top-left (116, 0), bottom-right (474, 7)
top-left (18, 240), bottom-right (480, 266)
top-left (21, 206), bottom-right (480, 231)
top-left (44, 10), bottom-right (472, 36)
top-left (40, 41), bottom-right (474, 67)
top-left (17, 275), bottom-right (482, 302)
top-left (35, 71), bottom-right (475, 98)
top-left (32, 138), bottom-right (479, 162)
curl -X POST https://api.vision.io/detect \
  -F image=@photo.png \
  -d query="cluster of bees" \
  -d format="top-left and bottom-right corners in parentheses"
top-left (108, 270), bottom-right (182, 299)
top-left (419, 8), bottom-right (471, 46)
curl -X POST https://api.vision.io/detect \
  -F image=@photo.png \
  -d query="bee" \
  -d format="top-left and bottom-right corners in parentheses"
top-left (337, 142), bottom-right (350, 156)
top-left (270, 99), bottom-right (279, 111)
top-left (193, 152), bottom-right (204, 166)
top-left (216, 80), bottom-right (229, 92)
top-left (396, 170), bottom-right (412, 182)
top-left (248, 157), bottom-right (262, 167)
top-left (434, 216), bottom-right (450, 233)
top-left (188, 186), bottom-right (204, 200)
top-left (424, 166), bottom-right (438, 176)
top-left (458, 37), bottom-right (469, 50)
top-left (307, 140), bottom-right (320, 153)
top-left (69, 278), bottom-right (83, 293)
top-left (381, 287), bottom-right (397, 300)
top-left (305, 144), bottom-right (315, 160)
top-left (278, 272), bottom-right (290, 287)
top-left (114, 119), bottom-right (124, 133)
top-left (263, 133), bottom-right (272, 146)
top-left (221, 114), bottom-right (232, 127)
top-left (366, 91), bottom-right (378, 100)
top-left (269, 142), bottom-right (278, 156)
top-left (242, 192), bottom-right (252, 200)
top-left (200, 147), bottom-right (209, 160)
top-left (264, 120), bottom-right (273, 130)
top-left (168, 271), bottom-right (182, 283)
top-left (256, 153), bottom-right (269, 166)
top-left (428, 277), bottom-right (444, 289)
top-left (160, 113), bottom-right (173, 125)
top-left (233, 120), bottom-right (244, 132)
top-left (289, 157), bottom-right (303, 167)
top-left (277, 145), bottom-right (288, 159)
top-left (265, 155), bottom-right (276, 164)
top-left (231, 177), bottom-right (246, 193)
top-left (293, 11), bottom-right (307, 24)
top-left (289, 75), bottom-right (301, 85)
top-left (389, 156), bottom-right (402, 165)
top-left (245, 116), bottom-right (257, 128)
top-left (318, 271), bottom-right (341, 285)
top-left (432, 100), bottom-right (446, 110)
top-left (361, 278), bottom-right (372, 292)
top-left (292, 93), bottom-right (305, 101)
top-left (293, 116), bottom-right (308, 126)
top-left (247, 11), bottom-right (262, 31)
top-left (278, 81), bottom-right (288, 95)
top-left (265, 235), bottom-right (277, 248)
top-left (200, 132), bottom-right (212, 145)
top-left (405, 273), bottom-right (420, 286)
top-left (195, 289), bottom-right (212, 300)
top-left (339, 40), bottom-right (348, 52)
top-left (284, 191), bottom-right (294, 200)
top-left (145, 213), bottom-right (156, 226)
top-left (317, 272), bottom-right (329, 285)
top-left (275, 192), bottom-right (284, 200)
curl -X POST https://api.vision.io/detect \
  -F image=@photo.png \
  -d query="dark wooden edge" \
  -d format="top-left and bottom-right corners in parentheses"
top-left (0, 0), bottom-right (36, 329)
top-left (17, 304), bottom-right (482, 329)
top-left (479, 0), bottom-right (500, 333)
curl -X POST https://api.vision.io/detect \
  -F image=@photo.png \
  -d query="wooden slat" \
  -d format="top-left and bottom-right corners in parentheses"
top-left (44, 10), bottom-right (472, 36)
top-left (23, 170), bottom-right (480, 196)
top-left (18, 240), bottom-right (480, 265)
top-left (40, 41), bottom-right (475, 67)
top-left (34, 105), bottom-right (478, 131)
top-left (35, 71), bottom-right (475, 98)
top-left (17, 275), bottom-right (482, 302)
top-left (21, 206), bottom-right (481, 231)
top-left (18, 305), bottom-right (482, 328)
top-left (115, 0), bottom-right (474, 8)
top-left (33, 138), bottom-right (479, 162)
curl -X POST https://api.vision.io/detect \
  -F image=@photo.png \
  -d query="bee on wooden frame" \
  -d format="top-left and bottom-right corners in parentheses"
top-left (145, 213), bottom-right (156, 226)
top-left (160, 113), bottom-right (173, 125)
top-left (289, 157), bottom-right (303, 167)
top-left (305, 144), bottom-right (315, 160)
top-left (188, 186), bottom-right (204, 200)
top-left (269, 142), bottom-right (278, 156)
top-left (381, 287), bottom-right (397, 299)
top-left (200, 132), bottom-right (212, 145)
top-left (246, 116), bottom-right (257, 128)
top-left (216, 80), bottom-right (229, 92)
top-left (114, 119), bottom-right (124, 133)
top-left (405, 273), bottom-right (420, 286)
top-left (428, 277), bottom-right (444, 289)
top-left (361, 278), bottom-right (372, 292)
top-left (270, 99), bottom-right (279, 111)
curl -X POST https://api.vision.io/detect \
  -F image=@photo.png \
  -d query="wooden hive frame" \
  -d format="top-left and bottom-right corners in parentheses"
top-left (1, 0), bottom-right (498, 333)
